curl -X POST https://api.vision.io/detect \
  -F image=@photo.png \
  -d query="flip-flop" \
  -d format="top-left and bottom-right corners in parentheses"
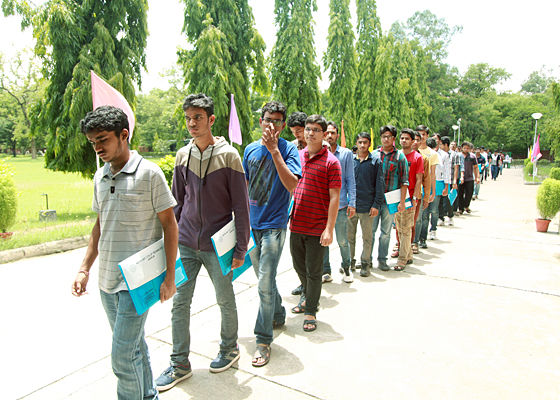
top-left (252, 344), bottom-right (271, 367)
top-left (303, 319), bottom-right (317, 332)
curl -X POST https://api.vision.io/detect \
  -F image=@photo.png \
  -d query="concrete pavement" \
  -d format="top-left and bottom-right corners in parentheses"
top-left (2, 167), bottom-right (559, 400)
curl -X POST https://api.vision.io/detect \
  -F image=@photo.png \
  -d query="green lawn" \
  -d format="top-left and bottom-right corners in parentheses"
top-left (524, 161), bottom-right (559, 183)
top-left (0, 155), bottom-right (96, 251)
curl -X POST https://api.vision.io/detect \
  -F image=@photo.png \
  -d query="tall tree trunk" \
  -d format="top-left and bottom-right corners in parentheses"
top-left (31, 137), bottom-right (37, 159)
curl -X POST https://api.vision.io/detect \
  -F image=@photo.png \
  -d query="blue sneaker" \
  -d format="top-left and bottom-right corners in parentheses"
top-left (209, 348), bottom-right (240, 373)
top-left (155, 364), bottom-right (192, 391)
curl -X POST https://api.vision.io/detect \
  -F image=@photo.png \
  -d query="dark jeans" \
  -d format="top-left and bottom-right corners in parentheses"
top-left (491, 165), bottom-right (499, 180)
top-left (439, 195), bottom-right (453, 219)
top-left (458, 180), bottom-right (474, 211)
top-left (290, 232), bottom-right (326, 317)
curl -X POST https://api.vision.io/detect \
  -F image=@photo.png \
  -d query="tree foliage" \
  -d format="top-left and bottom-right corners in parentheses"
top-left (178, 0), bottom-right (267, 149)
top-left (323, 0), bottom-right (356, 135)
top-left (270, 0), bottom-right (321, 117)
top-left (521, 69), bottom-right (555, 95)
top-left (4, 0), bottom-right (148, 176)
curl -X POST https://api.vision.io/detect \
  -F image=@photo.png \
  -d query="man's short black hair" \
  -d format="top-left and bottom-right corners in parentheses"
top-left (356, 131), bottom-right (371, 143)
top-left (261, 101), bottom-right (287, 121)
top-left (183, 93), bottom-right (214, 117)
top-left (305, 114), bottom-right (327, 132)
top-left (380, 125), bottom-right (397, 137)
top-left (400, 128), bottom-right (415, 140)
top-left (441, 136), bottom-right (451, 146)
top-left (416, 124), bottom-right (429, 133)
top-left (326, 121), bottom-right (338, 132)
top-left (287, 111), bottom-right (307, 128)
top-left (461, 141), bottom-right (473, 148)
top-left (414, 131), bottom-right (421, 140)
top-left (433, 133), bottom-right (442, 141)
top-left (426, 137), bottom-right (437, 149)
top-left (80, 105), bottom-right (129, 138)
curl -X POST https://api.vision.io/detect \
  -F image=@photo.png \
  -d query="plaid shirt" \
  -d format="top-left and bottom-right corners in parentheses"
top-left (374, 146), bottom-right (409, 193)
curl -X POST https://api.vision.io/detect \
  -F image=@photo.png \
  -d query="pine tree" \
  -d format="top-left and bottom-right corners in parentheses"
top-left (4, 0), bottom-right (149, 176)
top-left (323, 0), bottom-right (357, 142)
top-left (270, 0), bottom-right (321, 117)
top-left (179, 0), bottom-right (267, 148)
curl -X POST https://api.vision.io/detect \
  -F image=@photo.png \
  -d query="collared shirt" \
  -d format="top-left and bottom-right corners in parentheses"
top-left (291, 146), bottom-right (341, 236)
top-left (374, 146), bottom-right (409, 193)
top-left (93, 150), bottom-right (176, 294)
top-left (331, 144), bottom-right (356, 209)
top-left (436, 148), bottom-right (452, 184)
top-left (353, 152), bottom-right (384, 213)
top-left (291, 138), bottom-right (306, 151)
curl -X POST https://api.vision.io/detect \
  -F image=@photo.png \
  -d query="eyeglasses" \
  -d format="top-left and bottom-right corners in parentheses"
top-left (263, 117), bottom-right (284, 127)
top-left (305, 127), bottom-right (323, 133)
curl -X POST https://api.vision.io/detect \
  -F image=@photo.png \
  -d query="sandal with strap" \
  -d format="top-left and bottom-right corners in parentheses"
top-left (303, 318), bottom-right (317, 332)
top-left (291, 295), bottom-right (306, 314)
top-left (411, 243), bottom-right (419, 254)
top-left (252, 344), bottom-right (271, 367)
top-left (394, 263), bottom-right (406, 271)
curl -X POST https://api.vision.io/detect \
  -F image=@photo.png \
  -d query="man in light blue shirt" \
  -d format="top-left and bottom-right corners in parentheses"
top-left (322, 121), bottom-right (356, 283)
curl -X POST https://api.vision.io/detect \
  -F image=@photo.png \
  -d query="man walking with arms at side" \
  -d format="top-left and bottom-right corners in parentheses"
top-left (156, 94), bottom-right (250, 391)
top-left (72, 106), bottom-right (178, 400)
top-left (322, 121), bottom-right (356, 283)
top-left (243, 101), bottom-right (301, 367)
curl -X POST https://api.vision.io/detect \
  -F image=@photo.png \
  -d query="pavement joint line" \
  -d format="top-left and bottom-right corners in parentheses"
top-left (404, 269), bottom-right (560, 298)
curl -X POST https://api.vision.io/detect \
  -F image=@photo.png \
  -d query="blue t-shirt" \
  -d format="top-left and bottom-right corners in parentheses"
top-left (243, 138), bottom-right (302, 230)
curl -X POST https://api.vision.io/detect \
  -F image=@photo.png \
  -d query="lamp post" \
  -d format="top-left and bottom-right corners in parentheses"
top-left (457, 118), bottom-right (462, 145)
top-left (452, 125), bottom-right (458, 143)
top-left (531, 112), bottom-right (542, 178)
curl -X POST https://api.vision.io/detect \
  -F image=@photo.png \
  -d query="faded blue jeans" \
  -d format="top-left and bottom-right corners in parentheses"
top-left (250, 228), bottom-right (287, 345)
top-left (372, 204), bottom-right (394, 262)
top-left (170, 244), bottom-right (238, 367)
top-left (100, 290), bottom-right (158, 400)
top-left (323, 207), bottom-right (352, 274)
top-left (422, 195), bottom-right (441, 235)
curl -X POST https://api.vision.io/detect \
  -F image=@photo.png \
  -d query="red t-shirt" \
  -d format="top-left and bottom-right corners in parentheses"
top-left (405, 150), bottom-right (423, 198)
top-left (290, 146), bottom-right (342, 236)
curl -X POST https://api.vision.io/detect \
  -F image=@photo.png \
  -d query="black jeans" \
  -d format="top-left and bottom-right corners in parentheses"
top-left (290, 232), bottom-right (325, 317)
top-left (458, 180), bottom-right (474, 211)
top-left (438, 195), bottom-right (453, 219)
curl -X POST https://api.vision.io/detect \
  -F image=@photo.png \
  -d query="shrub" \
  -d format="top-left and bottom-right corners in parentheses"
top-left (155, 155), bottom-right (176, 188)
top-left (550, 167), bottom-right (560, 180)
top-left (524, 160), bottom-right (534, 176)
top-left (0, 160), bottom-right (17, 232)
top-left (536, 178), bottom-right (560, 220)
top-left (524, 158), bottom-right (531, 167)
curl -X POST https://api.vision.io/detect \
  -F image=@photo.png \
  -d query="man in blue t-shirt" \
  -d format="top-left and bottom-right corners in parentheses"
top-left (243, 101), bottom-right (302, 368)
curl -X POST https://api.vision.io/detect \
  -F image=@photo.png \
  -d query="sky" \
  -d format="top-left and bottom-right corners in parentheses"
top-left (1, 0), bottom-right (559, 94)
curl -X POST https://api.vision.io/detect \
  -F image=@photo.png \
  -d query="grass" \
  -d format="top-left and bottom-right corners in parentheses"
top-left (0, 155), bottom-right (95, 251)
top-left (523, 161), bottom-right (560, 183)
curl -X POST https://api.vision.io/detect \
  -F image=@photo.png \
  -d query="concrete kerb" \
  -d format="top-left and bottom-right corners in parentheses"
top-left (0, 236), bottom-right (89, 264)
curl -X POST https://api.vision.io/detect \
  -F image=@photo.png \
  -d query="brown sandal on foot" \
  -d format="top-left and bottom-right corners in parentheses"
top-left (252, 344), bottom-right (271, 367)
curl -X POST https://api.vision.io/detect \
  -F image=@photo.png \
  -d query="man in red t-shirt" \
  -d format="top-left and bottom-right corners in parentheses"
top-left (290, 114), bottom-right (341, 332)
top-left (393, 128), bottom-right (423, 269)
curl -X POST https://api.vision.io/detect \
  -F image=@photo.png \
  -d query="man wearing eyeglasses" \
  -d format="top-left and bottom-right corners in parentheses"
top-left (243, 101), bottom-right (302, 367)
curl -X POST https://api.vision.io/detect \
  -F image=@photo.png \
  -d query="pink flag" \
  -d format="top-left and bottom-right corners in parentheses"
top-left (531, 135), bottom-right (542, 162)
top-left (91, 71), bottom-right (135, 141)
top-left (228, 93), bottom-right (242, 145)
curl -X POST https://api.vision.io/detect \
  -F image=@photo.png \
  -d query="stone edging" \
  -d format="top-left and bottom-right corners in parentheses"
top-left (0, 236), bottom-right (89, 264)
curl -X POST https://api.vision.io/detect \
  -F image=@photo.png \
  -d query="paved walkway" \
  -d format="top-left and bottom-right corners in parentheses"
top-left (2, 167), bottom-right (559, 400)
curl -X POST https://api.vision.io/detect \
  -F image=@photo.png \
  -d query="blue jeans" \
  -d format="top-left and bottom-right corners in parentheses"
top-left (422, 195), bottom-right (441, 234)
top-left (170, 244), bottom-right (238, 367)
top-left (250, 228), bottom-right (287, 345)
top-left (100, 290), bottom-right (158, 400)
top-left (413, 200), bottom-right (425, 243)
top-left (372, 204), bottom-right (394, 262)
top-left (323, 207), bottom-right (352, 273)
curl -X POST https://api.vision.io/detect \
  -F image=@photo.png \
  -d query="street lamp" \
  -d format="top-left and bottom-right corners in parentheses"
top-left (531, 112), bottom-right (542, 178)
top-left (452, 125), bottom-right (458, 143)
top-left (457, 118), bottom-right (462, 145)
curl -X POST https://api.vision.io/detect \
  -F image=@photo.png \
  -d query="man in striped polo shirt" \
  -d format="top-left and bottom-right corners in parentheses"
top-left (72, 105), bottom-right (178, 399)
top-left (290, 114), bottom-right (341, 332)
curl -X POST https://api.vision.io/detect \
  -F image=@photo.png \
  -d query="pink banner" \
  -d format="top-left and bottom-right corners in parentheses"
top-left (228, 93), bottom-right (242, 145)
top-left (91, 71), bottom-right (135, 141)
top-left (531, 135), bottom-right (542, 162)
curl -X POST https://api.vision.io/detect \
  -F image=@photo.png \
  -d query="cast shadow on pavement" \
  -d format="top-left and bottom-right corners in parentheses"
top-left (237, 337), bottom-right (304, 377)
top-left (170, 367), bottom-right (253, 400)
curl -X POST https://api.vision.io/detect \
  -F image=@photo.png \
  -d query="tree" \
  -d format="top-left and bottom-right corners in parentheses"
top-left (323, 0), bottom-right (356, 135)
top-left (178, 0), bottom-right (267, 149)
top-left (270, 0), bottom-right (321, 119)
top-left (459, 63), bottom-right (510, 98)
top-left (3, 0), bottom-right (149, 176)
top-left (521, 69), bottom-right (555, 94)
top-left (0, 50), bottom-right (46, 158)
top-left (354, 0), bottom-right (383, 144)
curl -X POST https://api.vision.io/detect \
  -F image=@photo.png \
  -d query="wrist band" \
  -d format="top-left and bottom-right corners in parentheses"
top-left (78, 270), bottom-right (89, 277)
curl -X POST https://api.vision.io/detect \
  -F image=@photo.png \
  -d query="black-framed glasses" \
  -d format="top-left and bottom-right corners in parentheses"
top-left (263, 117), bottom-right (284, 127)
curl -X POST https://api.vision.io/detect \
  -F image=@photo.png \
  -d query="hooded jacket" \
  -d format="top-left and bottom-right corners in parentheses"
top-left (171, 136), bottom-right (250, 260)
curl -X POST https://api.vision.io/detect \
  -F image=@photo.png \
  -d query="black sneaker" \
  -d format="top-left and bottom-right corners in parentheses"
top-left (360, 265), bottom-right (371, 277)
top-left (419, 240), bottom-right (428, 249)
top-left (209, 348), bottom-right (240, 373)
top-left (291, 284), bottom-right (303, 296)
top-left (378, 261), bottom-right (390, 271)
top-left (156, 364), bottom-right (193, 391)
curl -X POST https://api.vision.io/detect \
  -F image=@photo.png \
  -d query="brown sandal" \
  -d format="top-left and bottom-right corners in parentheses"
top-left (252, 344), bottom-right (271, 367)
top-left (411, 243), bottom-right (419, 254)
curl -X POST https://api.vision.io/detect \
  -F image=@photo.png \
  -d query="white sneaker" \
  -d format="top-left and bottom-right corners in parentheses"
top-left (322, 273), bottom-right (333, 283)
top-left (437, 219), bottom-right (445, 226)
top-left (447, 218), bottom-right (454, 226)
top-left (342, 267), bottom-right (353, 283)
top-left (429, 231), bottom-right (436, 240)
